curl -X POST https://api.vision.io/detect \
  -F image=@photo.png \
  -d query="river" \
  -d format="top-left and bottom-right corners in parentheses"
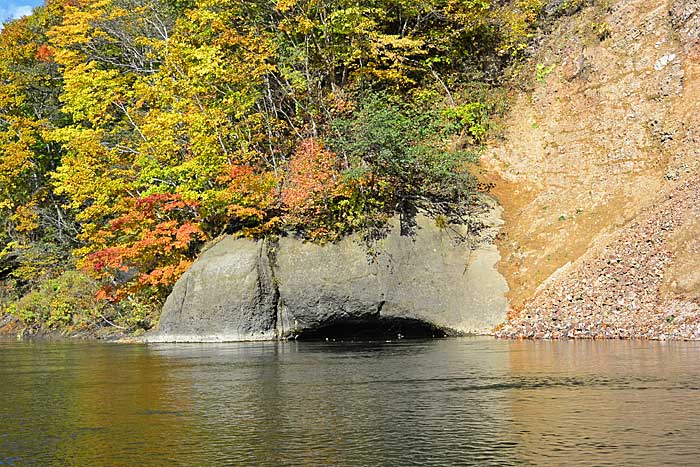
top-left (1, 337), bottom-right (699, 466)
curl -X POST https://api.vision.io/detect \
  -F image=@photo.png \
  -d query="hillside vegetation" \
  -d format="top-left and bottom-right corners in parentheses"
top-left (0, 0), bottom-right (549, 333)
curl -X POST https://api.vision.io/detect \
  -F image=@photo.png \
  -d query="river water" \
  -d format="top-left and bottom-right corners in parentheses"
top-left (1, 338), bottom-right (699, 466)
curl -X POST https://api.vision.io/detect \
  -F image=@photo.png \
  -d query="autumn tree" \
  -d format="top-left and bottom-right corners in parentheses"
top-left (0, 0), bottom-right (547, 330)
top-left (0, 1), bottom-right (74, 289)
top-left (81, 194), bottom-right (204, 314)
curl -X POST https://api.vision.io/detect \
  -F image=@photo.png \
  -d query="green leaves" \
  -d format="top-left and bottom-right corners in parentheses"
top-left (329, 93), bottom-right (477, 211)
top-left (443, 102), bottom-right (489, 142)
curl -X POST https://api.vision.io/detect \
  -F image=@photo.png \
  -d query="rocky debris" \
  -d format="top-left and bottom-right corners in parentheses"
top-left (496, 177), bottom-right (700, 340)
top-left (654, 53), bottom-right (677, 71)
top-left (561, 49), bottom-right (586, 81)
top-left (544, 0), bottom-right (587, 17)
top-left (670, 0), bottom-right (700, 47)
top-left (484, 0), bottom-right (700, 324)
top-left (490, 0), bottom-right (700, 341)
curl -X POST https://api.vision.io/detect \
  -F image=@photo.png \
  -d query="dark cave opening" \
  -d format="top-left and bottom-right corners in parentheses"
top-left (295, 318), bottom-right (450, 341)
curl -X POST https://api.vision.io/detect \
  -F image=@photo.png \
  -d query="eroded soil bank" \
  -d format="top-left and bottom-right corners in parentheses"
top-left (490, 0), bottom-right (700, 339)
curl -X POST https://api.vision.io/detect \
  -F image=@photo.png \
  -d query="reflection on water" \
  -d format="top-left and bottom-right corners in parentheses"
top-left (1, 338), bottom-right (699, 466)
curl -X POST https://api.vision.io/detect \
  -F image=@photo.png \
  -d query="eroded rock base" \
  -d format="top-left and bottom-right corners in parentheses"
top-left (295, 317), bottom-right (452, 341)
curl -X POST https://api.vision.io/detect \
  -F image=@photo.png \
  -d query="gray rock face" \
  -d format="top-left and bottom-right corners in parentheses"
top-left (147, 207), bottom-right (509, 342)
top-left (148, 237), bottom-right (278, 342)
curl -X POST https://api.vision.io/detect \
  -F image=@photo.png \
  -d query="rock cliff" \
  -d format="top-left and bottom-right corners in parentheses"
top-left (147, 206), bottom-right (508, 342)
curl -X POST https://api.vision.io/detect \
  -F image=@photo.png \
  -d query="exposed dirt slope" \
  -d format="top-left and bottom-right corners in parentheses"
top-left (485, 0), bottom-right (700, 338)
top-left (497, 177), bottom-right (700, 339)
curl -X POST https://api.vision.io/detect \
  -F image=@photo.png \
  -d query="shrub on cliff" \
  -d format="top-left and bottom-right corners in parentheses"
top-left (329, 92), bottom-right (480, 216)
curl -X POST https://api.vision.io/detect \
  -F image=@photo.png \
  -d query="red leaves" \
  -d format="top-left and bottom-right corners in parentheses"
top-left (281, 138), bottom-right (340, 222)
top-left (83, 193), bottom-right (204, 302)
top-left (136, 260), bottom-right (193, 288)
top-left (217, 164), bottom-right (256, 183)
top-left (86, 247), bottom-right (130, 273)
top-left (35, 43), bottom-right (54, 62)
top-left (135, 193), bottom-right (198, 213)
top-left (174, 222), bottom-right (201, 249)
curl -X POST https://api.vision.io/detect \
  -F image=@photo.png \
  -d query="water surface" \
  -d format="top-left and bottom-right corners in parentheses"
top-left (1, 338), bottom-right (699, 466)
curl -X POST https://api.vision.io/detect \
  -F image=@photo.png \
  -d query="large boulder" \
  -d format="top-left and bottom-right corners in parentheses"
top-left (147, 206), bottom-right (508, 342)
top-left (147, 237), bottom-right (278, 342)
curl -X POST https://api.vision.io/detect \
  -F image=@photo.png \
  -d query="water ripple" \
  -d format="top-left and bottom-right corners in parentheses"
top-left (1, 338), bottom-right (700, 466)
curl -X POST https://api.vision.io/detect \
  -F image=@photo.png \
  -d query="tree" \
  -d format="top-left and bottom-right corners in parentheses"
top-left (0, 1), bottom-right (73, 289)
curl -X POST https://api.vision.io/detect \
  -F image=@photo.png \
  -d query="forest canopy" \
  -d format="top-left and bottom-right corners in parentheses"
top-left (0, 0), bottom-right (547, 331)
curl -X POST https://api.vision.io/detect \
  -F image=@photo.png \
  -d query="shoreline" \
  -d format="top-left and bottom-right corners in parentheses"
top-left (4, 314), bottom-right (700, 343)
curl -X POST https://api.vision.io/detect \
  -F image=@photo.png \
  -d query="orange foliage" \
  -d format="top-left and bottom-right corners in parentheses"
top-left (212, 163), bottom-right (279, 229)
top-left (281, 138), bottom-right (340, 223)
top-left (35, 43), bottom-right (54, 62)
top-left (82, 193), bottom-right (205, 302)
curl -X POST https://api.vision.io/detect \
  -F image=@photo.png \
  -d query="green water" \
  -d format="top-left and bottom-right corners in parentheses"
top-left (1, 338), bottom-right (699, 466)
